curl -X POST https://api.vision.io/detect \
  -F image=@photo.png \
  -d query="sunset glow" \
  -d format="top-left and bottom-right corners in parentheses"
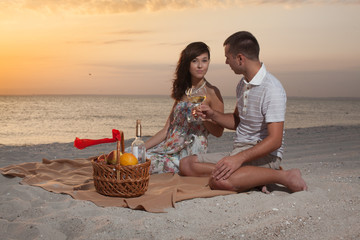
top-left (1, 0), bottom-right (360, 97)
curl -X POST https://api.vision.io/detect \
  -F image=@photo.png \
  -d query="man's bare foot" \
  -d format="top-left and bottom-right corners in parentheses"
top-left (285, 169), bottom-right (308, 192)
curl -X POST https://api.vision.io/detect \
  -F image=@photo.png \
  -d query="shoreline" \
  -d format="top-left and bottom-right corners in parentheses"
top-left (1, 124), bottom-right (359, 239)
top-left (1, 123), bottom-right (359, 148)
top-left (1, 124), bottom-right (359, 167)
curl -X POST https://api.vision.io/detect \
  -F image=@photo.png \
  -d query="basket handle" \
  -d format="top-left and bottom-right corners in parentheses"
top-left (116, 131), bottom-right (124, 181)
top-left (116, 131), bottom-right (124, 161)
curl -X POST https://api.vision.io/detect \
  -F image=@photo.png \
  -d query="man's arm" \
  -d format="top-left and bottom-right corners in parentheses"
top-left (212, 121), bottom-right (284, 180)
top-left (198, 105), bottom-right (239, 130)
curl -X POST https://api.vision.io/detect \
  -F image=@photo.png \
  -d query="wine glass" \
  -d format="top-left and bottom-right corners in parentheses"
top-left (186, 86), bottom-right (207, 122)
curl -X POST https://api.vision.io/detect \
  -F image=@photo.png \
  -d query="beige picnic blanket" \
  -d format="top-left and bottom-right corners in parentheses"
top-left (0, 158), bottom-right (236, 213)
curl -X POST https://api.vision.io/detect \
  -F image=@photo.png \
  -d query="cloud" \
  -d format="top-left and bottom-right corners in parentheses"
top-left (109, 30), bottom-right (153, 35)
top-left (103, 39), bottom-right (133, 44)
top-left (2, 0), bottom-right (360, 15)
top-left (65, 30), bottom-right (152, 46)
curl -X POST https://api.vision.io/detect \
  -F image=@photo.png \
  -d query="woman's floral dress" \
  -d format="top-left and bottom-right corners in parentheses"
top-left (147, 101), bottom-right (209, 174)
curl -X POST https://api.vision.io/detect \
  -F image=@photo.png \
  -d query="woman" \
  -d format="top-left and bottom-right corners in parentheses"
top-left (145, 42), bottom-right (224, 174)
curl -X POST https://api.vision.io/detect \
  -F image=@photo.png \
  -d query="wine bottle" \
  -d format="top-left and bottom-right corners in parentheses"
top-left (131, 119), bottom-right (146, 163)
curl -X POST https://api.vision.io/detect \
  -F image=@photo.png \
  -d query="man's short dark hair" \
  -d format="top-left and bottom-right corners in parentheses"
top-left (223, 31), bottom-right (260, 60)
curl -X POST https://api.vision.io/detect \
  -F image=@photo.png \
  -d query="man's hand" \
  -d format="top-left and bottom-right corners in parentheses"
top-left (212, 155), bottom-right (243, 180)
top-left (195, 104), bottom-right (215, 121)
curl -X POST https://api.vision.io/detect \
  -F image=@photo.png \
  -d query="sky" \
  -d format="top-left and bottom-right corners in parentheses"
top-left (1, 0), bottom-right (360, 98)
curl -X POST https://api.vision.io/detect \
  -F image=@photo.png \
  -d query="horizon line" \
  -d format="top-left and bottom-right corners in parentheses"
top-left (1, 94), bottom-right (359, 100)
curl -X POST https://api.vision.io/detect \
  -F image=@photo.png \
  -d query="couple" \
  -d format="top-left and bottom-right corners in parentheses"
top-left (145, 31), bottom-right (307, 194)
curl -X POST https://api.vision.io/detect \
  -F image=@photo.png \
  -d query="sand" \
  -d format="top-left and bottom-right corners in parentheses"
top-left (0, 125), bottom-right (359, 240)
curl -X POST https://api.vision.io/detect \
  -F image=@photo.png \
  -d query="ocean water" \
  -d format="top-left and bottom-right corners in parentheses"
top-left (0, 95), bottom-right (359, 146)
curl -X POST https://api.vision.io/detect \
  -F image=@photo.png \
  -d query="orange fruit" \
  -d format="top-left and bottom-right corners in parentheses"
top-left (119, 153), bottom-right (138, 166)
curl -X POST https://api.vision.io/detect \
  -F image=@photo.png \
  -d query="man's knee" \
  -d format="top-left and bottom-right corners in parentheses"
top-left (179, 155), bottom-right (198, 176)
top-left (208, 177), bottom-right (236, 191)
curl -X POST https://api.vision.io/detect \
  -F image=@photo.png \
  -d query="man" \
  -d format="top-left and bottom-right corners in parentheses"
top-left (179, 31), bottom-right (307, 193)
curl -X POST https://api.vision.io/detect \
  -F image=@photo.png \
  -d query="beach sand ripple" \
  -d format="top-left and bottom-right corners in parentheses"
top-left (1, 125), bottom-right (359, 240)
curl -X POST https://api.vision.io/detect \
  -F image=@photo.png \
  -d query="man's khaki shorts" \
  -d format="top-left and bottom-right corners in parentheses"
top-left (197, 142), bottom-right (282, 170)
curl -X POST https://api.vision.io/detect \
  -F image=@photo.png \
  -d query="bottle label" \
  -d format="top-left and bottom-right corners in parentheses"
top-left (132, 146), bottom-right (139, 159)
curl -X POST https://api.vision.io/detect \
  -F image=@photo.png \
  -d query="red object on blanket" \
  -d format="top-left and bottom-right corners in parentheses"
top-left (74, 129), bottom-right (122, 150)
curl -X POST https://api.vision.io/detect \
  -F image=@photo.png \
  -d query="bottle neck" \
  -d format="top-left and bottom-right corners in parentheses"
top-left (136, 122), bottom-right (142, 138)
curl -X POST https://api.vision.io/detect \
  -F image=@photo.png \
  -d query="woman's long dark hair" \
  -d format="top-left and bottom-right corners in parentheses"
top-left (171, 42), bottom-right (210, 101)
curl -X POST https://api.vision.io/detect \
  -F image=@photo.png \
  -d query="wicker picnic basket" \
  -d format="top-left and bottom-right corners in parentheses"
top-left (91, 131), bottom-right (150, 198)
